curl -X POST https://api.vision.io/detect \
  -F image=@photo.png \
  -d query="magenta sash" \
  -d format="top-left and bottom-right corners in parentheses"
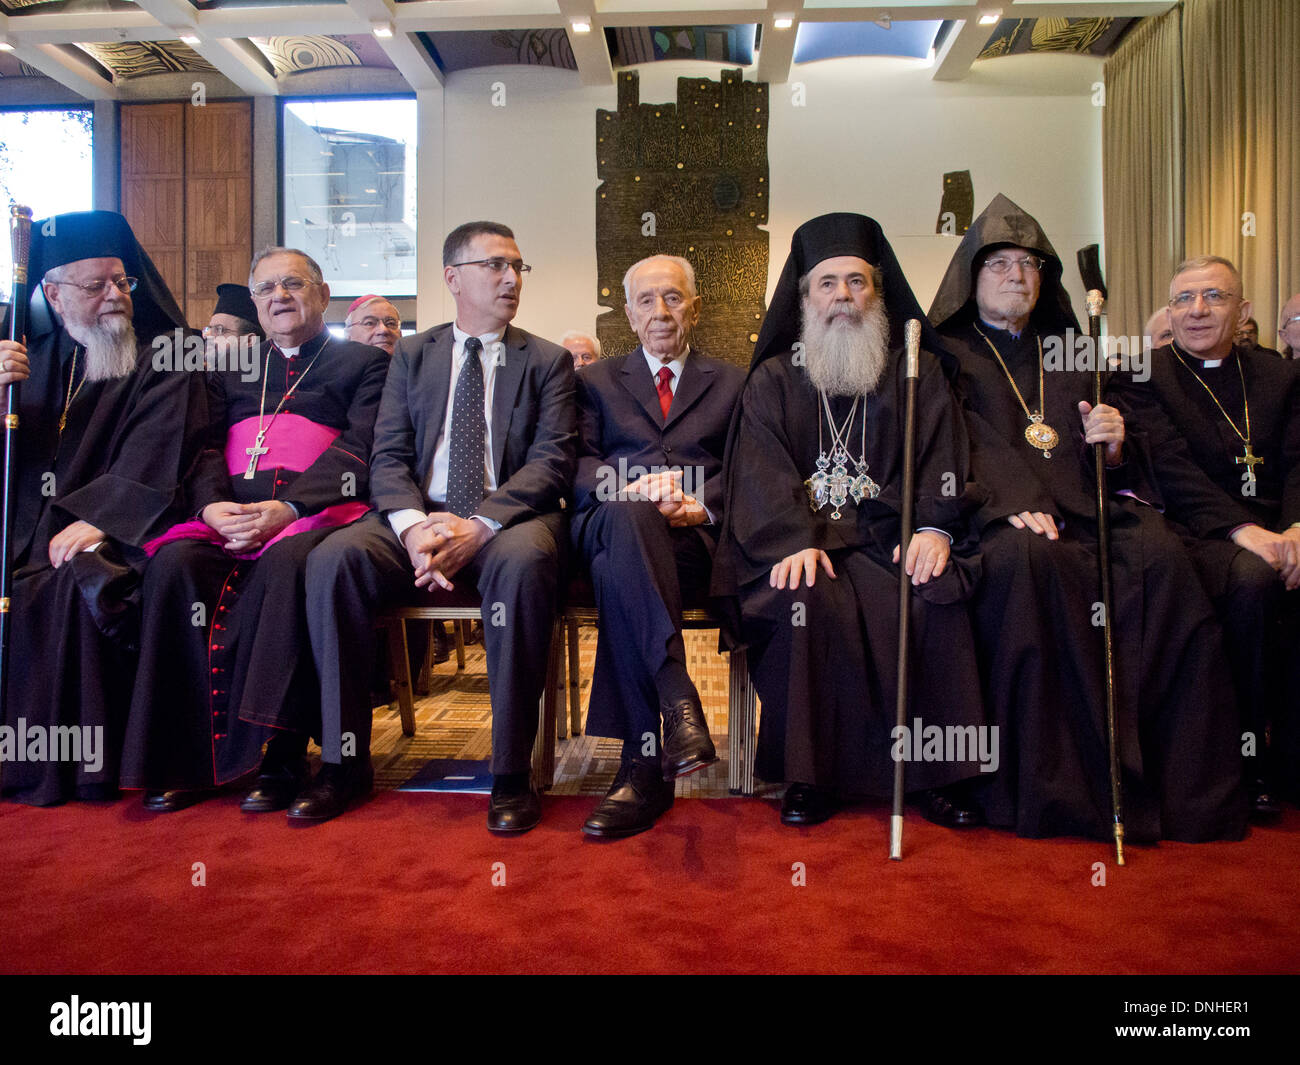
top-left (144, 414), bottom-right (369, 560)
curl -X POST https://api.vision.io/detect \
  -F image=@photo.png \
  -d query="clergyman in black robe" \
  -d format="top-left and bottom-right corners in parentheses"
top-left (928, 193), bottom-right (1245, 843)
top-left (713, 213), bottom-right (988, 827)
top-left (0, 211), bottom-right (204, 805)
top-left (120, 254), bottom-right (388, 811)
top-left (1109, 255), bottom-right (1300, 812)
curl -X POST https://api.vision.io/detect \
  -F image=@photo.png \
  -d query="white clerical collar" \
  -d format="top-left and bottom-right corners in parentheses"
top-left (643, 345), bottom-right (690, 381)
top-left (1201, 358), bottom-right (1224, 368)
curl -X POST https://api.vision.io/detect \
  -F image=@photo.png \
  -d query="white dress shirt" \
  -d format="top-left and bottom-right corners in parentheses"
top-left (388, 325), bottom-right (502, 541)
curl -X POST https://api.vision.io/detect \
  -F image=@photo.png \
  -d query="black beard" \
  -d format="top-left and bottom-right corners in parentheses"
top-left (801, 297), bottom-right (891, 397)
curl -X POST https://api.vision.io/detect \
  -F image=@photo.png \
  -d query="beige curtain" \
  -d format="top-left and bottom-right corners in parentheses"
top-left (1183, 0), bottom-right (1300, 350)
top-left (1103, 7), bottom-right (1184, 340)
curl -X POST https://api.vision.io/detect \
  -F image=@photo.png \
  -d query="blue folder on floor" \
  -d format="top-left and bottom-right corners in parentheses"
top-left (399, 759), bottom-right (493, 794)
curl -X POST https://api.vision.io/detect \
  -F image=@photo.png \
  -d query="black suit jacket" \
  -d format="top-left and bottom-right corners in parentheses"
top-left (1110, 345), bottom-right (1300, 538)
top-left (571, 346), bottom-right (744, 539)
top-left (370, 322), bottom-right (576, 529)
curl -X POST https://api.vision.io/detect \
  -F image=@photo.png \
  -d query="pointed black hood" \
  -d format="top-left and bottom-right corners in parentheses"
top-left (928, 193), bottom-right (1079, 336)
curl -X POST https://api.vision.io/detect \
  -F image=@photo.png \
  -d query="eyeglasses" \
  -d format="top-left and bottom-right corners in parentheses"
top-left (982, 256), bottom-right (1044, 275)
top-left (350, 316), bottom-right (401, 331)
top-left (49, 276), bottom-right (137, 296)
top-left (448, 258), bottom-right (531, 276)
top-left (1283, 315), bottom-right (1300, 328)
top-left (250, 276), bottom-right (318, 299)
top-left (1169, 289), bottom-right (1237, 309)
top-left (202, 324), bottom-right (252, 339)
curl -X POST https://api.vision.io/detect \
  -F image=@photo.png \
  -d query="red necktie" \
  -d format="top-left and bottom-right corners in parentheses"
top-left (656, 365), bottom-right (673, 420)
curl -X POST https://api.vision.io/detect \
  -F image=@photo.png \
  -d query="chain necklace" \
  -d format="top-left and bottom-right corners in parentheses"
top-left (805, 390), bottom-right (880, 519)
top-left (243, 335), bottom-right (330, 479)
top-left (1170, 343), bottom-right (1262, 485)
top-left (973, 322), bottom-right (1058, 458)
top-left (58, 346), bottom-right (86, 436)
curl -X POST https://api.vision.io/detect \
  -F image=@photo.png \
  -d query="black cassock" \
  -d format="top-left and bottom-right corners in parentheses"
top-left (2, 326), bottom-right (205, 805)
top-left (119, 331), bottom-right (388, 791)
top-left (1109, 345), bottom-right (1300, 796)
top-left (941, 321), bottom-right (1247, 842)
top-left (724, 350), bottom-right (986, 795)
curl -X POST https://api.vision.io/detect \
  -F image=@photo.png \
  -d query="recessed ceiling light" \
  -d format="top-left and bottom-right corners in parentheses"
top-left (570, 18), bottom-right (591, 34)
top-left (774, 15), bottom-right (793, 30)
top-left (978, 11), bottom-right (1002, 26)
top-left (372, 21), bottom-right (394, 39)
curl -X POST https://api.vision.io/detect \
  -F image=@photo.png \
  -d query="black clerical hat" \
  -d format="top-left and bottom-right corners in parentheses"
top-left (927, 193), bottom-right (1079, 336)
top-left (213, 283), bottom-right (264, 336)
top-left (754, 212), bottom-right (945, 366)
top-left (26, 210), bottom-right (187, 340)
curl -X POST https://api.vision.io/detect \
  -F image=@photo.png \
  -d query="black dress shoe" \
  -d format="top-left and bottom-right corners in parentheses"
top-left (432, 624), bottom-right (451, 665)
top-left (1250, 780), bottom-right (1282, 822)
top-left (142, 789), bottom-right (204, 813)
top-left (780, 783), bottom-right (838, 826)
top-left (287, 762), bottom-right (374, 824)
top-left (660, 694), bottom-right (717, 780)
top-left (921, 787), bottom-right (984, 828)
top-left (582, 762), bottom-right (674, 839)
top-left (487, 777), bottom-right (542, 834)
top-left (240, 760), bottom-right (309, 813)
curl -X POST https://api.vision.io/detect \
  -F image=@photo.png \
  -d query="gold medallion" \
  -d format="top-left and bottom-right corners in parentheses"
top-left (1024, 419), bottom-right (1058, 454)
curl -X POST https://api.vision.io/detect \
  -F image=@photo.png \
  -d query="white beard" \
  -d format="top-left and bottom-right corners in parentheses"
top-left (801, 296), bottom-right (891, 397)
top-left (82, 316), bottom-right (139, 381)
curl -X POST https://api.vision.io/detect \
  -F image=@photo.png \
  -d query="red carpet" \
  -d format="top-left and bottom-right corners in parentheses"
top-left (1, 793), bottom-right (1297, 974)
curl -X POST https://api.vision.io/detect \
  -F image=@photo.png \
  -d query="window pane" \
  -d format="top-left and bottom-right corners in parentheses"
top-left (0, 109), bottom-right (94, 306)
top-left (281, 98), bottom-right (417, 299)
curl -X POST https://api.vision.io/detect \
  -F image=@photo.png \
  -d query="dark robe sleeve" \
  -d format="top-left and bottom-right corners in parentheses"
top-left (278, 347), bottom-right (389, 516)
top-left (186, 369), bottom-right (234, 518)
top-left (1108, 371), bottom-right (1255, 539)
top-left (52, 355), bottom-right (207, 547)
top-left (727, 359), bottom-right (859, 585)
top-left (1280, 369), bottom-right (1300, 528)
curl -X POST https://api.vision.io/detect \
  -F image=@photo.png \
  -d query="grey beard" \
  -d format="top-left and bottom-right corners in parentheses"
top-left (801, 298), bottom-right (891, 397)
top-left (83, 317), bottom-right (139, 381)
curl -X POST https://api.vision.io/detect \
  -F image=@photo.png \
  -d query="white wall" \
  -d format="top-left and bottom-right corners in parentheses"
top-left (418, 52), bottom-right (1104, 341)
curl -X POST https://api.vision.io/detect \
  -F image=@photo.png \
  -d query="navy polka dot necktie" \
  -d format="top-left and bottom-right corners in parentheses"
top-left (447, 336), bottom-right (486, 519)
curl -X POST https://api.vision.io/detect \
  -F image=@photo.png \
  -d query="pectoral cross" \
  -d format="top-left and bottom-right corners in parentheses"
top-left (1235, 444), bottom-right (1263, 484)
top-left (244, 434), bottom-right (269, 480)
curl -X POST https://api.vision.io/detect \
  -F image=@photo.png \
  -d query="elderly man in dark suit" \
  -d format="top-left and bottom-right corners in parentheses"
top-left (298, 221), bottom-right (575, 830)
top-left (572, 254), bottom-right (744, 838)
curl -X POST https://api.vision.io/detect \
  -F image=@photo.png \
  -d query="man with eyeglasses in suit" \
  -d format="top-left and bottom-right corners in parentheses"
top-left (0, 210), bottom-right (205, 806)
top-left (301, 221), bottom-right (575, 829)
top-left (1110, 256), bottom-right (1300, 817)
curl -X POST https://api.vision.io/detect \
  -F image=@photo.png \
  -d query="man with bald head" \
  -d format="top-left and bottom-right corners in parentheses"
top-left (1110, 256), bottom-right (1300, 815)
top-left (561, 330), bottom-right (601, 370)
top-left (570, 254), bottom-right (742, 837)
top-left (1145, 307), bottom-right (1174, 349)
top-left (0, 211), bottom-right (202, 805)
top-left (345, 294), bottom-right (402, 355)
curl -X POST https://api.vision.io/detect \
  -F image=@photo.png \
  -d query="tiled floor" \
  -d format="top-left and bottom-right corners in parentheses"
top-left (365, 621), bottom-right (758, 798)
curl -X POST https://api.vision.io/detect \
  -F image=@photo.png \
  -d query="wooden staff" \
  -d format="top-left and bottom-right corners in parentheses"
top-left (890, 318), bottom-right (921, 861)
top-left (1087, 289), bottom-right (1125, 866)
top-left (1, 205), bottom-right (33, 728)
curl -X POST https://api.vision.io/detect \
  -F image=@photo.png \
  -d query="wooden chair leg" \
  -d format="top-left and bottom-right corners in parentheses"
top-left (727, 647), bottom-right (755, 795)
top-left (531, 619), bottom-right (561, 791)
top-left (415, 620), bottom-right (436, 696)
top-left (555, 619), bottom-right (569, 741)
top-left (384, 620), bottom-right (417, 738)
top-left (454, 619), bottom-right (466, 671)
top-left (566, 616), bottom-right (582, 736)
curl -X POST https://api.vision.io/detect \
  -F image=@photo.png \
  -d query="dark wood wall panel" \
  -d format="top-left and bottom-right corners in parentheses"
top-left (119, 99), bottom-right (252, 326)
top-left (186, 101), bottom-right (252, 326)
top-left (120, 103), bottom-right (186, 314)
